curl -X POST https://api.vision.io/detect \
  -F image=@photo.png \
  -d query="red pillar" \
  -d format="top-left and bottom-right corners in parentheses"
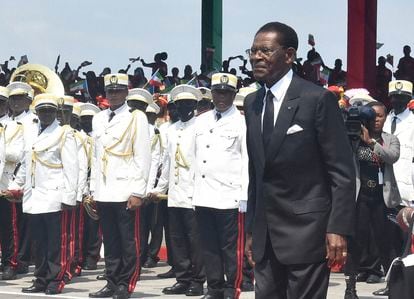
top-left (347, 0), bottom-right (377, 93)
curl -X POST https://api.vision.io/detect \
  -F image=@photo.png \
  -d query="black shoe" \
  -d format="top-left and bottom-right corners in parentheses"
top-left (201, 294), bottom-right (223, 299)
top-left (366, 274), bottom-right (381, 284)
top-left (2, 266), bottom-right (17, 280)
top-left (89, 285), bottom-right (115, 298)
top-left (344, 276), bottom-right (359, 299)
top-left (45, 288), bottom-right (61, 295)
top-left (83, 263), bottom-right (98, 270)
top-left (16, 264), bottom-right (29, 274)
top-left (162, 282), bottom-right (189, 295)
top-left (185, 283), bottom-right (204, 296)
top-left (157, 267), bottom-right (175, 279)
top-left (113, 285), bottom-right (131, 299)
top-left (97, 273), bottom-right (107, 280)
top-left (372, 286), bottom-right (389, 296)
top-left (241, 281), bottom-right (254, 292)
top-left (22, 284), bottom-right (46, 293)
top-left (356, 272), bottom-right (368, 282)
top-left (143, 258), bottom-right (158, 268)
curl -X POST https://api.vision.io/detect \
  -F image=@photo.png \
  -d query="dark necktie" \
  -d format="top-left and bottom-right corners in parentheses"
top-left (262, 90), bottom-right (274, 146)
top-left (391, 116), bottom-right (397, 134)
top-left (108, 111), bottom-right (115, 122)
top-left (216, 112), bottom-right (222, 121)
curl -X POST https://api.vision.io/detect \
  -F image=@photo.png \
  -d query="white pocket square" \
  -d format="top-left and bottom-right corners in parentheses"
top-left (286, 124), bottom-right (303, 135)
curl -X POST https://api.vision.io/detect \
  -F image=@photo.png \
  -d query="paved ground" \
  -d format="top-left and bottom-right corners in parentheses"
top-left (0, 262), bottom-right (387, 298)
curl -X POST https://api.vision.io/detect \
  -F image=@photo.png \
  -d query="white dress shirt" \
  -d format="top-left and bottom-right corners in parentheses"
top-left (261, 69), bottom-right (293, 130)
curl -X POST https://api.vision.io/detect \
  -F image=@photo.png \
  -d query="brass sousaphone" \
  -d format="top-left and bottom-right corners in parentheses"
top-left (10, 63), bottom-right (65, 97)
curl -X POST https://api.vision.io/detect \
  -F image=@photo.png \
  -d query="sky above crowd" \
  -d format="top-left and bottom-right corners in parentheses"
top-left (2, 0), bottom-right (413, 78)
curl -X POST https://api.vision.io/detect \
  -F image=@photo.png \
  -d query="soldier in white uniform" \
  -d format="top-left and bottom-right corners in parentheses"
top-left (8, 93), bottom-right (79, 295)
top-left (141, 102), bottom-right (164, 268)
top-left (383, 80), bottom-right (414, 207)
top-left (75, 103), bottom-right (102, 274)
top-left (0, 86), bottom-right (16, 280)
top-left (88, 74), bottom-right (151, 299)
top-left (6, 82), bottom-right (37, 275)
top-left (149, 85), bottom-right (205, 296)
top-left (193, 73), bottom-right (248, 299)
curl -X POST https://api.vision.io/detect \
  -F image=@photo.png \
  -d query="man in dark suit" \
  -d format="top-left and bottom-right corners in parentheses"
top-left (243, 22), bottom-right (356, 299)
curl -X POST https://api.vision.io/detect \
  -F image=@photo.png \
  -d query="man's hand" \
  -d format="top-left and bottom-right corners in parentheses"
top-left (326, 233), bottom-right (347, 267)
top-left (146, 192), bottom-right (161, 203)
top-left (360, 125), bottom-right (371, 144)
top-left (245, 233), bottom-right (255, 268)
top-left (127, 195), bottom-right (144, 210)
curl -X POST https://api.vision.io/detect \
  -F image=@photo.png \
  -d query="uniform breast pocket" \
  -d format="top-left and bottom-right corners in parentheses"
top-left (219, 131), bottom-right (239, 149)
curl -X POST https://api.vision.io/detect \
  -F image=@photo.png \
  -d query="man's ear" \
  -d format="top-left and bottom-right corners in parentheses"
top-left (286, 47), bottom-right (297, 65)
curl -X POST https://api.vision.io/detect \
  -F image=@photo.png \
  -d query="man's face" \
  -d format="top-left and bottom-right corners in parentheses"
top-left (127, 101), bottom-right (148, 112)
top-left (106, 87), bottom-right (128, 108)
top-left (36, 107), bottom-right (57, 127)
top-left (9, 95), bottom-right (31, 115)
top-left (390, 94), bottom-right (410, 111)
top-left (175, 100), bottom-right (197, 121)
top-left (58, 105), bottom-right (73, 125)
top-left (212, 89), bottom-right (236, 112)
top-left (0, 101), bottom-right (8, 116)
top-left (80, 115), bottom-right (93, 133)
top-left (249, 31), bottom-right (295, 87)
top-left (70, 115), bottom-right (80, 130)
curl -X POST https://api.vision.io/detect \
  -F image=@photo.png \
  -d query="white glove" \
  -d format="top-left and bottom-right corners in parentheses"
top-left (239, 200), bottom-right (247, 213)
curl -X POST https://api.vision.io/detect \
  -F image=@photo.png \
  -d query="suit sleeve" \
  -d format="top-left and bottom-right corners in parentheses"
top-left (315, 90), bottom-right (356, 237)
top-left (373, 134), bottom-right (400, 165)
top-left (244, 96), bottom-right (257, 233)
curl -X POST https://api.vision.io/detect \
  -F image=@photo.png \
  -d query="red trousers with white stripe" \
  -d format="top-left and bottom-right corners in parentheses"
top-left (195, 207), bottom-right (244, 299)
top-left (0, 200), bottom-right (19, 269)
top-left (30, 210), bottom-right (68, 292)
top-left (96, 202), bottom-right (141, 292)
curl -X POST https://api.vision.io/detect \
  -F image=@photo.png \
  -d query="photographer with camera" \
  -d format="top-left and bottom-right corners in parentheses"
top-left (343, 98), bottom-right (401, 299)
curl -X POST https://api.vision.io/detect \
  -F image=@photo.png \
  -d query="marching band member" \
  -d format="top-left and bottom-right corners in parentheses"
top-left (149, 85), bottom-right (206, 296)
top-left (8, 93), bottom-right (79, 294)
top-left (88, 74), bottom-right (150, 299)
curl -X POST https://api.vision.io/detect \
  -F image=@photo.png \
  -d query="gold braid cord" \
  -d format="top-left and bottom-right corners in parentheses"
top-left (101, 111), bottom-right (138, 179)
top-left (31, 127), bottom-right (69, 187)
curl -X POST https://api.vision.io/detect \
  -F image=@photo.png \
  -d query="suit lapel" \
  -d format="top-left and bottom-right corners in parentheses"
top-left (249, 88), bottom-right (265, 166)
top-left (265, 75), bottom-right (302, 162)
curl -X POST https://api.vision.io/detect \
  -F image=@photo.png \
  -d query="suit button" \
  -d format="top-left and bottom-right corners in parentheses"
top-left (210, 129), bottom-right (213, 133)
top-left (203, 160), bottom-right (206, 163)
top-left (202, 175), bottom-right (205, 178)
top-left (206, 145), bottom-right (210, 148)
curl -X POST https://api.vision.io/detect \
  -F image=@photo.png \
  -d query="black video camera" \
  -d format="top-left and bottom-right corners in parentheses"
top-left (344, 104), bottom-right (376, 140)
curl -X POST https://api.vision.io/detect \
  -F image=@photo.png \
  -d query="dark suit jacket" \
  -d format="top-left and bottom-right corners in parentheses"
top-left (244, 74), bottom-right (356, 265)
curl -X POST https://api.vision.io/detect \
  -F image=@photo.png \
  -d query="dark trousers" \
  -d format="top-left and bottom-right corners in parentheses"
top-left (162, 201), bottom-right (174, 266)
top-left (140, 201), bottom-right (165, 263)
top-left (254, 235), bottom-right (329, 299)
top-left (73, 203), bottom-right (102, 273)
top-left (345, 196), bottom-right (394, 275)
top-left (30, 211), bottom-right (67, 292)
top-left (195, 207), bottom-right (244, 298)
top-left (97, 202), bottom-right (140, 292)
top-left (16, 203), bottom-right (32, 268)
top-left (0, 200), bottom-right (19, 268)
top-left (168, 207), bottom-right (205, 286)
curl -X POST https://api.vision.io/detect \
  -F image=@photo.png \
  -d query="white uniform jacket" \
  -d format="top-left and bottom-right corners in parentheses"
top-left (145, 124), bottom-right (162, 194)
top-left (74, 129), bottom-right (89, 202)
top-left (10, 120), bottom-right (79, 214)
top-left (0, 117), bottom-right (24, 190)
top-left (91, 103), bottom-right (151, 202)
top-left (384, 108), bottom-right (414, 206)
top-left (153, 117), bottom-right (196, 209)
top-left (192, 106), bottom-right (249, 209)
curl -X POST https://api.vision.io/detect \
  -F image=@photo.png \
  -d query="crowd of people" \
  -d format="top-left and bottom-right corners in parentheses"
top-left (0, 20), bottom-right (414, 299)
